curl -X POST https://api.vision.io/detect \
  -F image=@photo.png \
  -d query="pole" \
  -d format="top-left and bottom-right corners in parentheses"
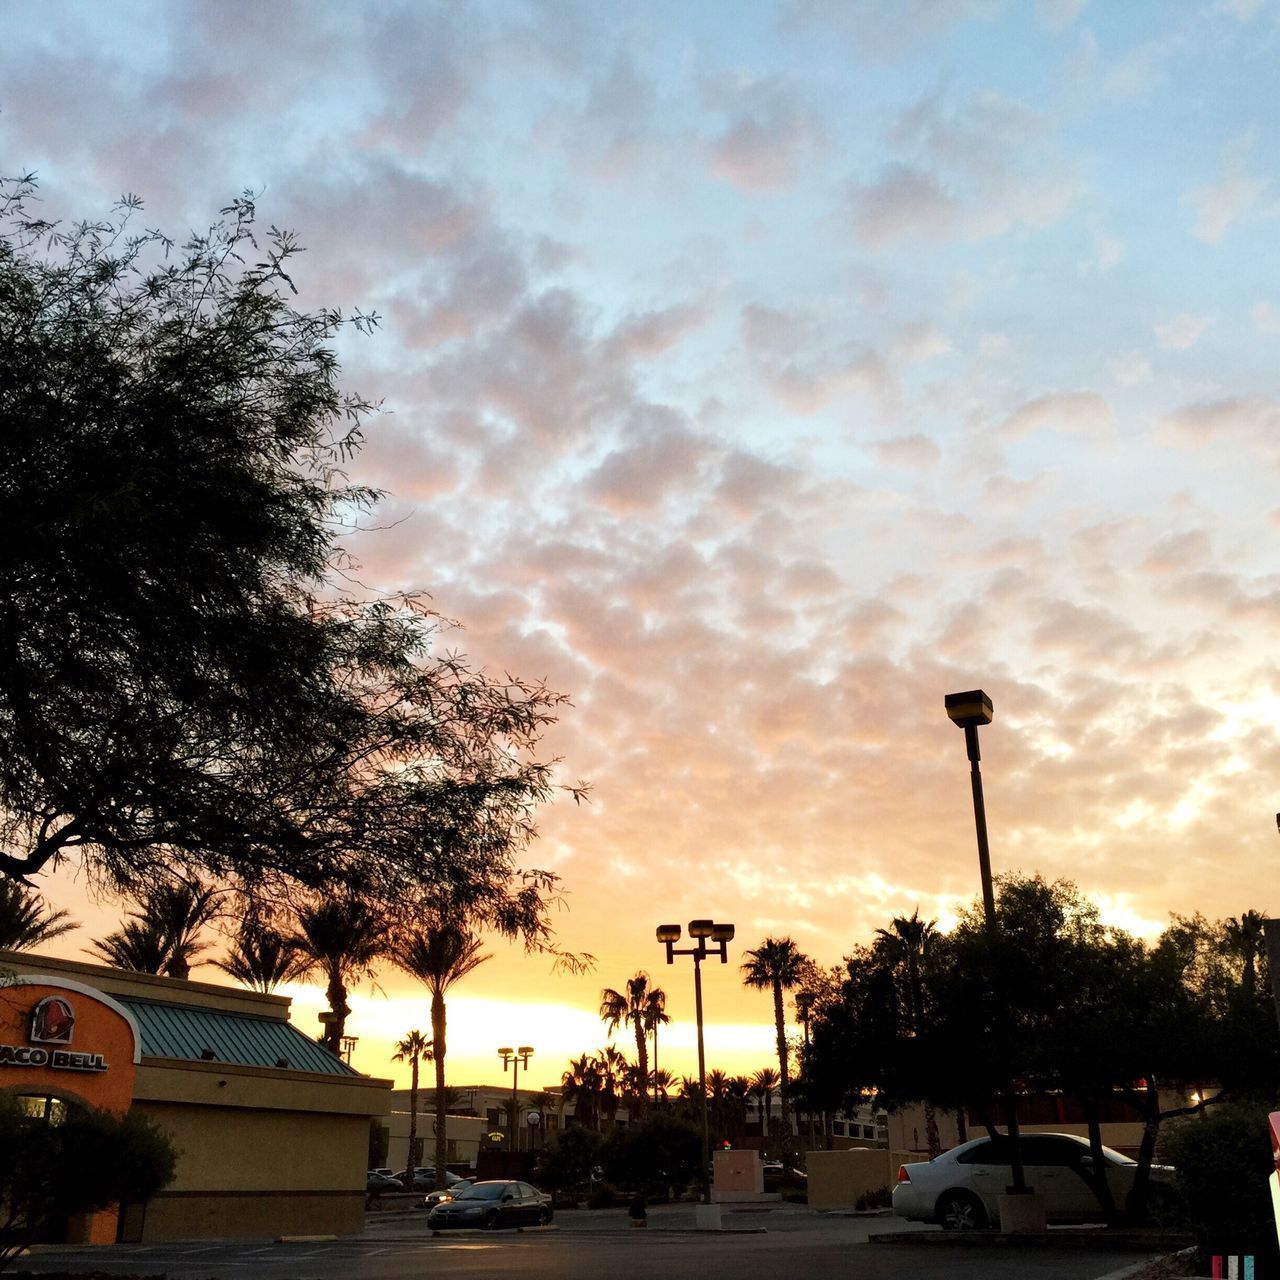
top-left (964, 724), bottom-right (997, 923)
top-left (694, 951), bottom-right (711, 1204)
top-left (964, 721), bottom-right (1026, 1195)
top-left (511, 1057), bottom-right (521, 1155)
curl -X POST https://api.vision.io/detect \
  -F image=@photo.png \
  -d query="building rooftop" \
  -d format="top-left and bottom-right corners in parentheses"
top-left (118, 995), bottom-right (358, 1076)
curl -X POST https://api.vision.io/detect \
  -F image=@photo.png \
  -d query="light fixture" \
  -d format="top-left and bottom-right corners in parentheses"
top-left (656, 924), bottom-right (682, 943)
top-left (711, 923), bottom-right (735, 943)
top-left (688, 919), bottom-right (714, 938)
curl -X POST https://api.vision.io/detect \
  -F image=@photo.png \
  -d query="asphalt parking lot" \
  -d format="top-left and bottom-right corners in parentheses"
top-left (13, 1205), bottom-right (1167, 1280)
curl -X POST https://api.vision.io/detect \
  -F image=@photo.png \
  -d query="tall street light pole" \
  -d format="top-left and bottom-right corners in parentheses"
top-left (498, 1045), bottom-right (534, 1155)
top-left (944, 689), bottom-right (1028, 1196)
top-left (657, 919), bottom-right (734, 1205)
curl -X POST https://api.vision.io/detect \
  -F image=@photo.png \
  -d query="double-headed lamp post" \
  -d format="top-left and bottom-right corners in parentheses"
top-left (944, 688), bottom-right (1027, 1196)
top-left (498, 1045), bottom-right (534, 1154)
top-left (657, 919), bottom-right (735, 1204)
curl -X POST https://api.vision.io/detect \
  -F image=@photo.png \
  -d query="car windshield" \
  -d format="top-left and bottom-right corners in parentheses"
top-left (454, 1183), bottom-right (506, 1201)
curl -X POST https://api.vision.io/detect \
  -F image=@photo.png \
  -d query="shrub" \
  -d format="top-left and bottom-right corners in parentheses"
top-left (1162, 1101), bottom-right (1280, 1273)
top-left (0, 1100), bottom-right (176, 1271)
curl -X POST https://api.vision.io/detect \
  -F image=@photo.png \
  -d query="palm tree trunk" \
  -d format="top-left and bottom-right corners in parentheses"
top-left (633, 1018), bottom-right (647, 1117)
top-left (405, 1052), bottom-right (419, 1185)
top-left (324, 972), bottom-right (348, 1054)
top-left (432, 989), bottom-right (447, 1190)
top-left (772, 979), bottom-right (790, 1135)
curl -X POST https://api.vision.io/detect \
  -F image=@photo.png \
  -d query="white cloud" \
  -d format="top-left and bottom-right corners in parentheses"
top-left (1186, 129), bottom-right (1275, 243)
top-left (1155, 313), bottom-right (1212, 350)
top-left (1108, 353), bottom-right (1151, 386)
top-left (1251, 301), bottom-right (1280, 334)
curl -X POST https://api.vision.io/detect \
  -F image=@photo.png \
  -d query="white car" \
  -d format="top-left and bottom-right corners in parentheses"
top-left (892, 1133), bottom-right (1171, 1230)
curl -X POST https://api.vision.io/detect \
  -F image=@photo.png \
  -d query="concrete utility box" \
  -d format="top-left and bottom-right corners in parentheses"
top-left (807, 1148), bottom-right (914, 1211)
top-left (711, 1150), bottom-right (780, 1203)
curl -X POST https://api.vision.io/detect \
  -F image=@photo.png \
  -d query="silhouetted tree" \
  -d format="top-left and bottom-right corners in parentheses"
top-left (291, 895), bottom-right (386, 1053)
top-left (392, 1029), bottom-right (433, 1185)
top-left (0, 881), bottom-right (77, 951)
top-left (395, 919), bottom-right (491, 1190)
top-left (600, 973), bottom-right (665, 1116)
top-left (212, 919), bottom-right (306, 993)
top-left (0, 177), bottom-right (583, 938)
top-left (741, 936), bottom-right (809, 1138)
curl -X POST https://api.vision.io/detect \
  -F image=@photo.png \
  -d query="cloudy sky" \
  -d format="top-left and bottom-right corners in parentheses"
top-left (6, 0), bottom-right (1280, 1089)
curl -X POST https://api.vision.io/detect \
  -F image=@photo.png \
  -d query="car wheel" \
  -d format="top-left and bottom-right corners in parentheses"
top-left (937, 1190), bottom-right (987, 1231)
top-left (537, 1206), bottom-right (551, 1225)
top-left (483, 1210), bottom-right (500, 1231)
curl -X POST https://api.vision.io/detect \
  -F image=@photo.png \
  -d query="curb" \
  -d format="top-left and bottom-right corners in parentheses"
top-left (866, 1230), bottom-right (1194, 1253)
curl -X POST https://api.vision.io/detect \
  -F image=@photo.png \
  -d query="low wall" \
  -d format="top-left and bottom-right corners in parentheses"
top-left (807, 1148), bottom-right (914, 1210)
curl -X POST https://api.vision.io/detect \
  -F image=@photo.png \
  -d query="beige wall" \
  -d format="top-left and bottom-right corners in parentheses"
top-left (386, 1109), bottom-right (485, 1172)
top-left (133, 1101), bottom-right (371, 1239)
top-left (807, 1148), bottom-right (915, 1210)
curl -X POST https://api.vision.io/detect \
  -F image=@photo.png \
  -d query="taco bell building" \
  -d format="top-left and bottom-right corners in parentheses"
top-left (0, 948), bottom-right (391, 1244)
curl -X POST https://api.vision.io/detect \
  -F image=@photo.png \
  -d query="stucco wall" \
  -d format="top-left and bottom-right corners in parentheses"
top-left (132, 1100), bottom-right (370, 1239)
top-left (807, 1148), bottom-right (914, 1210)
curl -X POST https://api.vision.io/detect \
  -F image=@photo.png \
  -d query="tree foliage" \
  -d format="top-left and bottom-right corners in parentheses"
top-left (599, 1112), bottom-right (701, 1199)
top-left (0, 176), bottom-right (582, 938)
top-left (0, 1099), bottom-right (176, 1270)
top-left (808, 874), bottom-right (1279, 1224)
top-left (0, 880), bottom-right (77, 951)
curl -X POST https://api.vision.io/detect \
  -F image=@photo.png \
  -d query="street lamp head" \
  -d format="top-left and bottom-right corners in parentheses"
top-left (656, 923), bottom-right (682, 943)
top-left (710, 922), bottom-right (735, 942)
top-left (945, 689), bottom-right (993, 728)
top-left (518, 1046), bottom-right (535, 1057)
top-left (688, 919), bottom-right (714, 939)
top-left (497, 1046), bottom-right (513, 1057)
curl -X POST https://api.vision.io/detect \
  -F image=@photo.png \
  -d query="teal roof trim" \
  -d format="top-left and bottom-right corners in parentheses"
top-left (117, 997), bottom-right (359, 1076)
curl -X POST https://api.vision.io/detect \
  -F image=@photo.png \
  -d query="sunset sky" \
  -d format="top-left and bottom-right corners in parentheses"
top-left (5, 0), bottom-right (1280, 1091)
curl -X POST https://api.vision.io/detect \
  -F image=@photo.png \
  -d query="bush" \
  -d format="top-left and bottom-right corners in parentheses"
top-left (600, 1114), bottom-right (702, 1199)
top-left (0, 1100), bottom-right (176, 1270)
top-left (1163, 1101), bottom-right (1280, 1273)
top-left (534, 1127), bottom-right (602, 1203)
top-left (855, 1186), bottom-right (892, 1210)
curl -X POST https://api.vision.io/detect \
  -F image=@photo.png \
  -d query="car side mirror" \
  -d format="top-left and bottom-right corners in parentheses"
top-left (502, 1193), bottom-right (514, 1201)
top-left (1078, 1155), bottom-right (1093, 1167)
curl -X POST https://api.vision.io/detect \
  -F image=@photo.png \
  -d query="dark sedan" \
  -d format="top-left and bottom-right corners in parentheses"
top-left (427, 1180), bottom-right (553, 1232)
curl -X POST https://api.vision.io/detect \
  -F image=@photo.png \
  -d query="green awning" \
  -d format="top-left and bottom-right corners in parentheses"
top-left (118, 997), bottom-right (359, 1076)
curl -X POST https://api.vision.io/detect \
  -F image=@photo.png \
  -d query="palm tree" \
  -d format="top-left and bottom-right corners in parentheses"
top-left (741, 936), bottom-right (810, 1140)
top-left (91, 879), bottom-right (220, 978)
top-left (213, 920), bottom-right (306, 993)
top-left (561, 1053), bottom-right (605, 1132)
top-left (1223, 910), bottom-right (1267, 997)
top-left (291, 895), bottom-right (386, 1054)
top-left (750, 1066), bottom-right (780, 1138)
top-left (395, 920), bottom-right (491, 1190)
top-left (599, 973), bottom-right (664, 1115)
top-left (650, 1067), bottom-right (674, 1104)
top-left (0, 881), bottom-right (78, 951)
top-left (595, 1044), bottom-right (629, 1127)
top-left (874, 910), bottom-right (940, 1156)
top-left (89, 918), bottom-right (169, 973)
top-left (392, 1029), bottom-right (433, 1186)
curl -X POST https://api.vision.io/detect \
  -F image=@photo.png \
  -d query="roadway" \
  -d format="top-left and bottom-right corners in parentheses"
top-left (14, 1203), bottom-right (1162, 1280)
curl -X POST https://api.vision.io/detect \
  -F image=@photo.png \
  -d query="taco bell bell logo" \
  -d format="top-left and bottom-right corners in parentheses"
top-left (30, 996), bottom-right (75, 1045)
